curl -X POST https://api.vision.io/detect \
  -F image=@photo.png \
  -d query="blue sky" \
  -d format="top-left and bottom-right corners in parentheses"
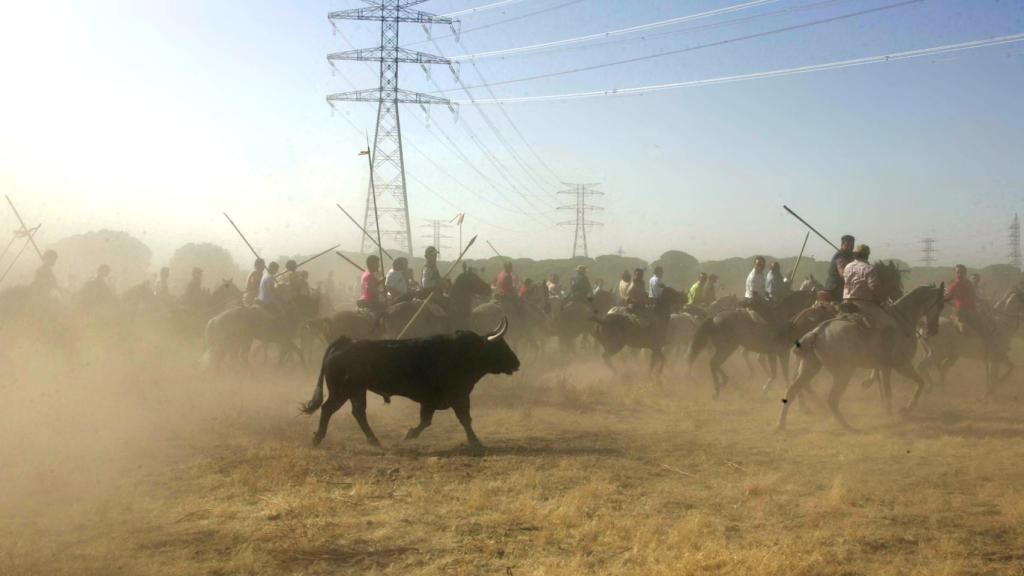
top-left (1, 0), bottom-right (1023, 266)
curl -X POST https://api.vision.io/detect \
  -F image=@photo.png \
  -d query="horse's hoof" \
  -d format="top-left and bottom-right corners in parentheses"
top-left (311, 433), bottom-right (323, 447)
top-left (467, 442), bottom-right (486, 457)
top-left (367, 438), bottom-right (381, 448)
top-left (404, 429), bottom-right (419, 441)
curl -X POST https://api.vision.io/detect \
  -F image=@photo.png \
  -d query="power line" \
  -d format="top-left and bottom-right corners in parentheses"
top-left (557, 182), bottom-right (603, 258)
top-left (448, 0), bottom-right (923, 93)
top-left (462, 30), bottom-right (1024, 104)
top-left (406, 0), bottom-right (587, 46)
top-left (450, 0), bottom-right (779, 61)
top-left (442, 0), bottom-right (530, 18)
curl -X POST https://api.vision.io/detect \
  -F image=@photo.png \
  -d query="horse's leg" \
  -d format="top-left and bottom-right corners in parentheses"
top-left (761, 354), bottom-right (778, 395)
top-left (405, 404), bottom-right (435, 440)
top-left (742, 350), bottom-right (756, 378)
top-left (878, 367), bottom-right (893, 416)
top-left (895, 363), bottom-right (929, 414)
top-left (709, 345), bottom-right (734, 399)
top-left (349, 389), bottom-right (380, 447)
top-left (778, 356), bottom-right (820, 430)
top-left (827, 368), bottom-right (857, 432)
top-left (938, 356), bottom-right (956, 388)
top-left (313, 389), bottom-right (349, 447)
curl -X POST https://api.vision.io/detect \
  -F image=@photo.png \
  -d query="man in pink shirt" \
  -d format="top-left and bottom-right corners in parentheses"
top-left (358, 255), bottom-right (385, 317)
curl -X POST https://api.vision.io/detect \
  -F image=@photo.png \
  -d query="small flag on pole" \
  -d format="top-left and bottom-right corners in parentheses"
top-left (358, 149), bottom-right (370, 156)
top-left (450, 212), bottom-right (465, 226)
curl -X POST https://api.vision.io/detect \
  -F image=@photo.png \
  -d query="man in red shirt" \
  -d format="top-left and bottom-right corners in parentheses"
top-left (358, 255), bottom-right (385, 317)
top-left (494, 261), bottom-right (521, 315)
top-left (946, 264), bottom-right (994, 349)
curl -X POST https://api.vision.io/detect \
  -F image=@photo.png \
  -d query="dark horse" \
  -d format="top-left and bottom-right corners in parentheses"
top-left (450, 267), bottom-right (492, 330)
top-left (591, 286), bottom-right (685, 377)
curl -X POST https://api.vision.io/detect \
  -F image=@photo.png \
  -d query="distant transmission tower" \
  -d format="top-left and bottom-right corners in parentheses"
top-left (326, 2), bottom-right (459, 256)
top-left (1010, 213), bottom-right (1022, 269)
top-left (557, 183), bottom-right (604, 258)
top-left (421, 219), bottom-right (452, 254)
top-left (920, 237), bottom-right (936, 267)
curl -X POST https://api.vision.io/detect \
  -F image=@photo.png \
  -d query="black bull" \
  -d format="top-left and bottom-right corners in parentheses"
top-left (300, 318), bottom-right (519, 453)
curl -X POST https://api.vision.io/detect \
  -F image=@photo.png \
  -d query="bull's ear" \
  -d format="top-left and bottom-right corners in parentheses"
top-left (487, 317), bottom-right (508, 341)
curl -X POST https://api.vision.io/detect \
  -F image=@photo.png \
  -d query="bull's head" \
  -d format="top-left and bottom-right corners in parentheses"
top-left (484, 317), bottom-right (520, 375)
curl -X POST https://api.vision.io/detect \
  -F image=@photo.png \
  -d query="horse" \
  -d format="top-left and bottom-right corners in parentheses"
top-left (916, 289), bottom-right (1023, 399)
top-left (686, 291), bottom-right (814, 398)
top-left (450, 268), bottom-right (492, 330)
top-left (591, 286), bottom-right (685, 377)
top-left (778, 284), bottom-right (945, 431)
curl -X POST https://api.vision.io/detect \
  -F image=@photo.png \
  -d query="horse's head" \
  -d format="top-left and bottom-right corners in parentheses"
top-left (874, 260), bottom-right (905, 303)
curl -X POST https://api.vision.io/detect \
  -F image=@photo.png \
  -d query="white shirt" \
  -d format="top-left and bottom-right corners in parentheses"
top-left (385, 269), bottom-right (409, 297)
top-left (257, 271), bottom-right (276, 304)
top-left (745, 268), bottom-right (766, 299)
top-left (649, 275), bottom-right (665, 298)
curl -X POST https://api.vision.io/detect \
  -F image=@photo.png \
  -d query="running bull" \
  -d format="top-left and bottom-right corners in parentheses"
top-left (301, 318), bottom-right (519, 453)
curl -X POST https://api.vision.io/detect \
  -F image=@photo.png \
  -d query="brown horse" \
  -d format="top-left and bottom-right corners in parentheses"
top-left (591, 287), bottom-right (685, 377)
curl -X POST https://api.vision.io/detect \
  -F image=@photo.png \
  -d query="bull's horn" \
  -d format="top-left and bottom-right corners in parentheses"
top-left (487, 317), bottom-right (508, 341)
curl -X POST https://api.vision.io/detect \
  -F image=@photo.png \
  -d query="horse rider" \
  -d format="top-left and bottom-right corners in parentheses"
top-left (824, 235), bottom-right (855, 302)
top-left (155, 266), bottom-right (171, 303)
top-left (688, 272), bottom-right (708, 308)
top-left (243, 258), bottom-right (265, 306)
top-left (357, 255), bottom-right (385, 322)
top-left (277, 260), bottom-right (300, 301)
top-left (744, 256), bottom-right (767, 301)
top-left (182, 267), bottom-right (206, 310)
top-left (947, 264), bottom-right (997, 352)
top-left (626, 268), bottom-right (649, 311)
top-left (568, 264), bottom-right (592, 303)
top-left (494, 260), bottom-right (522, 314)
top-left (841, 244), bottom-right (896, 362)
top-left (31, 249), bottom-right (60, 298)
top-left (385, 257), bottom-right (413, 304)
top-left (256, 261), bottom-right (282, 317)
top-left (970, 272), bottom-right (987, 304)
top-left (617, 270), bottom-right (631, 304)
top-left (547, 273), bottom-right (563, 299)
top-left (648, 266), bottom-right (666, 299)
top-left (77, 264), bottom-right (117, 310)
top-left (295, 270), bottom-right (312, 298)
top-left (766, 261), bottom-right (789, 300)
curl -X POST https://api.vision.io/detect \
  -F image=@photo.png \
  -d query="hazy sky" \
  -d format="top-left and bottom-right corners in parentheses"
top-left (2, 0), bottom-right (1023, 267)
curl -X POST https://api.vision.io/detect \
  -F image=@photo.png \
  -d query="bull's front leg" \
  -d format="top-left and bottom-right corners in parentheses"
top-left (404, 404), bottom-right (435, 440)
top-left (451, 396), bottom-right (484, 455)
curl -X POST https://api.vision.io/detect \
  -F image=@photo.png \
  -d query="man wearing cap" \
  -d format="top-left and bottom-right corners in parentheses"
top-left (824, 235), bottom-right (855, 302)
top-left (568, 264), bottom-right (592, 303)
top-left (420, 246), bottom-right (445, 297)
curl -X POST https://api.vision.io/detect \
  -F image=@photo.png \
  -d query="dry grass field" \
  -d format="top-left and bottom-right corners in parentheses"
top-left (3, 331), bottom-right (1024, 575)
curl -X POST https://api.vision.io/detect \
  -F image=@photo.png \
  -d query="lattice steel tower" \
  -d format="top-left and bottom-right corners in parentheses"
top-left (421, 218), bottom-right (452, 254)
top-left (557, 183), bottom-right (604, 258)
top-left (920, 237), bottom-right (936, 267)
top-left (327, 1), bottom-right (459, 255)
top-left (1010, 213), bottom-right (1022, 269)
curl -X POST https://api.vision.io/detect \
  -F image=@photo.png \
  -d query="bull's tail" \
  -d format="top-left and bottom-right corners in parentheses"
top-left (686, 318), bottom-right (715, 366)
top-left (300, 336), bottom-right (354, 415)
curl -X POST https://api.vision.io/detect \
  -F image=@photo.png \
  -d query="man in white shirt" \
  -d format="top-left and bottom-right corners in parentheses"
top-left (745, 256), bottom-right (767, 300)
top-left (385, 257), bottom-right (411, 302)
top-left (649, 266), bottom-right (666, 299)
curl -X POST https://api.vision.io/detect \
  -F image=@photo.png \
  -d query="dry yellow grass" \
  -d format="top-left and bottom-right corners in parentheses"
top-left (3, 330), bottom-right (1024, 575)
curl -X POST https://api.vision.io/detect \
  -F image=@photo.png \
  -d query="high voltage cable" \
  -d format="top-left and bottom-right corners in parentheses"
top-left (450, 0), bottom-right (780, 61)
top-left (461, 31), bottom-right (1024, 104)
top-left (406, 0), bottom-right (587, 46)
top-left (447, 0), bottom-right (924, 92)
top-left (442, 0), bottom-right (530, 18)
top-left (331, 29), bottom-right (555, 223)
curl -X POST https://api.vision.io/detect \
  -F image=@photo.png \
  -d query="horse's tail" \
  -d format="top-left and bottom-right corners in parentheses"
top-left (300, 336), bottom-right (353, 415)
top-left (686, 318), bottom-right (715, 365)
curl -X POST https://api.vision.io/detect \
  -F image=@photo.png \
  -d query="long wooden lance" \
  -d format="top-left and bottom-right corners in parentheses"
top-left (223, 213), bottom-right (261, 260)
top-left (364, 135), bottom-right (389, 314)
top-left (783, 205), bottom-right (839, 252)
top-left (0, 231), bottom-right (23, 265)
top-left (0, 225), bottom-right (41, 285)
top-left (274, 244), bottom-right (340, 280)
top-left (335, 251), bottom-right (365, 272)
top-left (5, 195), bottom-right (43, 260)
top-left (789, 232), bottom-right (811, 283)
top-left (336, 203), bottom-right (393, 261)
top-left (486, 240), bottom-right (503, 259)
top-left (396, 235), bottom-right (477, 340)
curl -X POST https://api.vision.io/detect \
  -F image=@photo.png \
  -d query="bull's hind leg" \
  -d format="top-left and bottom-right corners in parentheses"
top-left (405, 404), bottom-right (436, 440)
top-left (349, 390), bottom-right (380, 447)
top-left (313, 390), bottom-right (349, 447)
top-left (452, 396), bottom-right (484, 455)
